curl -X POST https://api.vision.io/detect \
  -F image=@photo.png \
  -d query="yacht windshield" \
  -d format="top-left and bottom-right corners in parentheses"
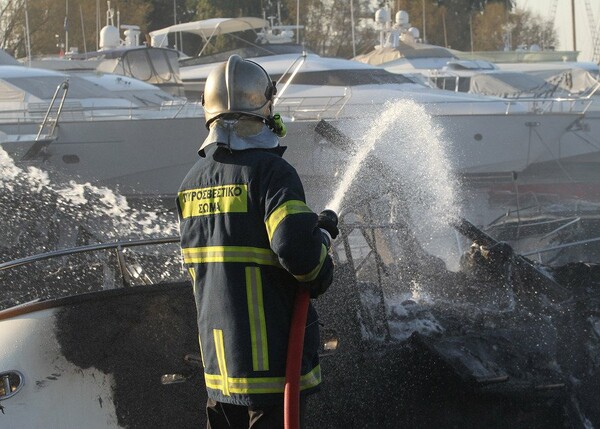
top-left (271, 69), bottom-right (416, 86)
top-left (180, 43), bottom-right (308, 67)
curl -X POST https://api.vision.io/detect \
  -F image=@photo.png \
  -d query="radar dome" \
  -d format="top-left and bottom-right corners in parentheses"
top-left (375, 8), bottom-right (391, 25)
top-left (396, 10), bottom-right (409, 27)
top-left (408, 27), bottom-right (420, 39)
top-left (100, 25), bottom-right (120, 50)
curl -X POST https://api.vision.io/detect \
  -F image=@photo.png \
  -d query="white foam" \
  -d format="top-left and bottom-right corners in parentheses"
top-left (0, 147), bottom-right (177, 244)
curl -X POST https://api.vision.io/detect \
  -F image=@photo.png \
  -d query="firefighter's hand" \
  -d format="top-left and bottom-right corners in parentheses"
top-left (317, 210), bottom-right (339, 240)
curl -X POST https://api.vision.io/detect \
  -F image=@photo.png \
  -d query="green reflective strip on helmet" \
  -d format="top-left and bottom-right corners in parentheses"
top-left (204, 365), bottom-right (321, 395)
top-left (182, 246), bottom-right (281, 267)
top-left (246, 267), bottom-right (269, 372)
top-left (265, 200), bottom-right (313, 242)
top-left (213, 329), bottom-right (230, 396)
top-left (293, 244), bottom-right (328, 282)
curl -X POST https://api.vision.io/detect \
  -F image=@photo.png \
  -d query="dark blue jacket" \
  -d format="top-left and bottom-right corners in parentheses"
top-left (177, 144), bottom-right (333, 406)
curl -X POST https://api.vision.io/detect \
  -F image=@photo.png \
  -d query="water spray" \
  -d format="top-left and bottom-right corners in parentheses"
top-left (318, 100), bottom-right (461, 267)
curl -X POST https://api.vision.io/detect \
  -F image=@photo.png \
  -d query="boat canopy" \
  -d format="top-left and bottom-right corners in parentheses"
top-left (150, 17), bottom-right (268, 48)
top-left (354, 43), bottom-right (457, 66)
top-left (466, 72), bottom-right (558, 98)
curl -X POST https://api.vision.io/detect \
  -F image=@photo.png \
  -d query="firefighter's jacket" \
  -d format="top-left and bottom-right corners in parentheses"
top-left (177, 144), bottom-right (334, 406)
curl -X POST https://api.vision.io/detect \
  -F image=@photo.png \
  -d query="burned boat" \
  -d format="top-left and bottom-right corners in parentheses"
top-left (1, 197), bottom-right (600, 428)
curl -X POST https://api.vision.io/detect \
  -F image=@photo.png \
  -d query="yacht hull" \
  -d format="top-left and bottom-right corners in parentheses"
top-left (0, 111), bottom-right (587, 201)
top-left (0, 283), bottom-right (205, 429)
top-left (0, 117), bottom-right (204, 198)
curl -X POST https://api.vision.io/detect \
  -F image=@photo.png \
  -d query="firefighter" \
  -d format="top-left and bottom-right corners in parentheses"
top-left (176, 54), bottom-right (338, 428)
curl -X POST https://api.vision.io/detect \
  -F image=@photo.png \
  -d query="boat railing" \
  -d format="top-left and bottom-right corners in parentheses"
top-left (0, 100), bottom-right (204, 124)
top-left (503, 96), bottom-right (595, 115)
top-left (36, 80), bottom-right (69, 140)
top-left (274, 94), bottom-right (582, 119)
top-left (273, 52), bottom-right (308, 103)
top-left (276, 91), bottom-right (352, 121)
top-left (427, 70), bottom-right (599, 115)
top-left (0, 93), bottom-right (588, 126)
top-left (0, 236), bottom-right (181, 271)
top-left (0, 236), bottom-right (182, 288)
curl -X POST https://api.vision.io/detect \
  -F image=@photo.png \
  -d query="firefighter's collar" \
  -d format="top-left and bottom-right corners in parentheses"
top-left (198, 118), bottom-right (279, 157)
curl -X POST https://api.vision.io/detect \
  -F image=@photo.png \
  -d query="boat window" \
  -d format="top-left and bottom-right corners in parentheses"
top-left (147, 49), bottom-right (175, 83)
top-left (273, 69), bottom-right (415, 86)
top-left (433, 76), bottom-right (471, 92)
top-left (124, 50), bottom-right (153, 82)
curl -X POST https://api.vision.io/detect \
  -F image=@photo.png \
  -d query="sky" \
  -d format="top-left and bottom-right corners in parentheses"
top-left (518, 0), bottom-right (598, 62)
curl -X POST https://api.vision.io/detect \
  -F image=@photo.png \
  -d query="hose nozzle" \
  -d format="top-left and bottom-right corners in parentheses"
top-left (319, 209), bottom-right (338, 227)
top-left (318, 209), bottom-right (339, 250)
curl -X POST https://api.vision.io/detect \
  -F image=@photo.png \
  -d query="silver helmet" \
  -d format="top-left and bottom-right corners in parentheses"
top-left (202, 54), bottom-right (276, 129)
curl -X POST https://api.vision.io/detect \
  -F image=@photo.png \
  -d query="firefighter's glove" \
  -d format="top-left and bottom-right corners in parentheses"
top-left (317, 210), bottom-right (339, 248)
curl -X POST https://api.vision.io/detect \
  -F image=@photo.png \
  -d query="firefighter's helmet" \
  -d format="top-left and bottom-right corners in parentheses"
top-left (202, 54), bottom-right (276, 129)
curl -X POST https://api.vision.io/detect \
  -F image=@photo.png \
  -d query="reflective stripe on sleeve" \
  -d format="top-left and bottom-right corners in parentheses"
top-left (265, 200), bottom-right (313, 243)
top-left (181, 246), bottom-right (281, 267)
top-left (204, 364), bottom-right (321, 395)
top-left (246, 267), bottom-right (269, 372)
top-left (293, 243), bottom-right (328, 282)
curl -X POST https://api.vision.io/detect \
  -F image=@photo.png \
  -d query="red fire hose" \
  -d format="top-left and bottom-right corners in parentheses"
top-left (284, 210), bottom-right (337, 429)
top-left (284, 288), bottom-right (311, 429)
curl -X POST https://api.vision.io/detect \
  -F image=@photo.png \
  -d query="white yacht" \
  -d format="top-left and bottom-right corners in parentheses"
top-left (352, 9), bottom-right (600, 194)
top-left (0, 63), bottom-right (207, 198)
top-left (149, 17), bottom-right (584, 181)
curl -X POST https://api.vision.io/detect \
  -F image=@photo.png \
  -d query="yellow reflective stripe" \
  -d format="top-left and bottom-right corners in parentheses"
top-left (204, 365), bottom-right (321, 395)
top-left (246, 267), bottom-right (269, 371)
top-left (188, 268), bottom-right (206, 367)
top-left (293, 244), bottom-right (328, 282)
top-left (178, 184), bottom-right (248, 218)
top-left (187, 267), bottom-right (197, 294)
top-left (182, 246), bottom-right (281, 267)
top-left (265, 200), bottom-right (313, 242)
top-left (213, 329), bottom-right (230, 396)
top-left (197, 334), bottom-right (206, 367)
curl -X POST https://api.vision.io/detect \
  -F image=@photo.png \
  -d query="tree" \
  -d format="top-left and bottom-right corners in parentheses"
top-left (193, 0), bottom-right (263, 20)
top-left (1, 0), bottom-right (152, 59)
top-left (470, 5), bottom-right (556, 52)
top-left (472, 3), bottom-right (509, 51)
top-left (390, 0), bottom-right (515, 51)
top-left (507, 8), bottom-right (557, 51)
top-left (0, 0), bottom-right (557, 61)
top-left (147, 0), bottom-right (196, 34)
